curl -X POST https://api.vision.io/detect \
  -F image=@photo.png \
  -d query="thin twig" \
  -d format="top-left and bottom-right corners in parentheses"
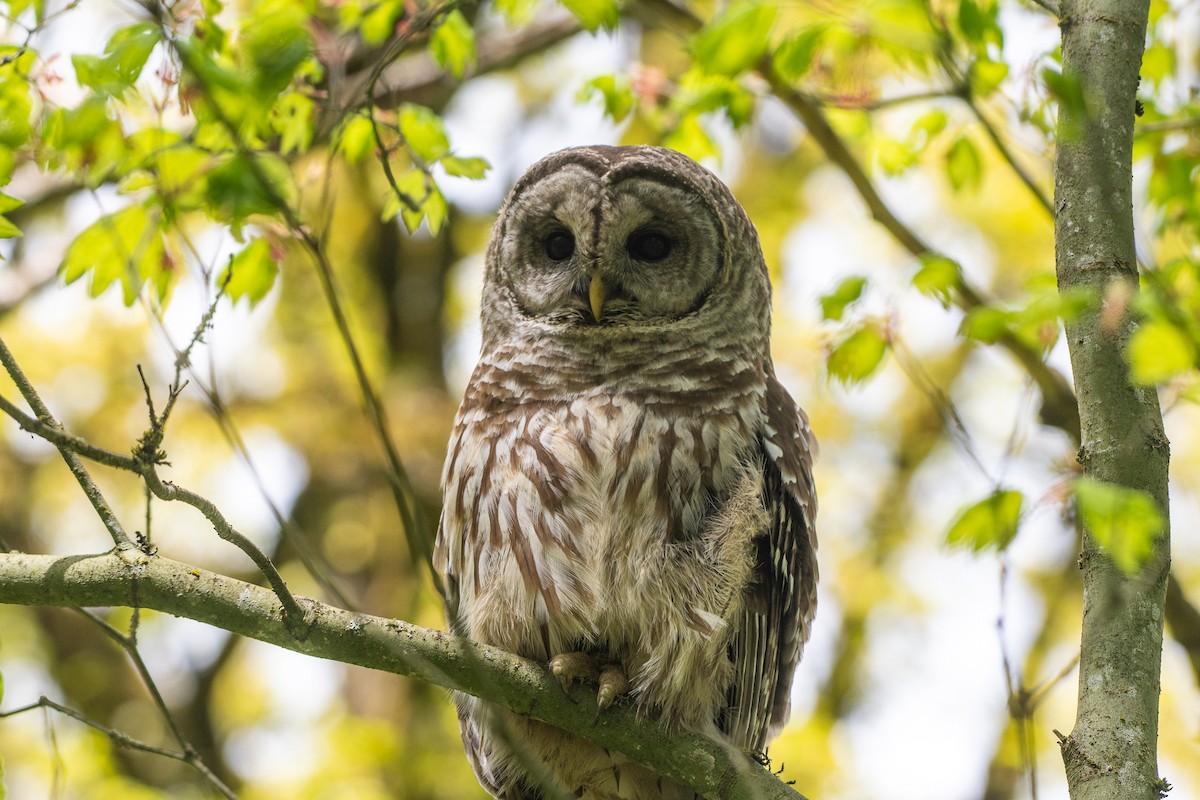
top-left (137, 467), bottom-right (313, 636)
top-left (1026, 653), bottom-right (1081, 712)
top-left (0, 336), bottom-right (137, 551)
top-left (150, 228), bottom-right (358, 608)
top-left (0, 392), bottom-right (139, 469)
top-left (0, 388), bottom-right (312, 636)
top-left (1135, 116), bottom-right (1200, 134)
top-left (152, 0), bottom-right (437, 591)
top-left (75, 609), bottom-right (237, 798)
top-left (890, 337), bottom-right (994, 481)
top-left (964, 93), bottom-right (1054, 215)
top-left (0, 696), bottom-right (232, 791)
top-left (819, 88), bottom-right (959, 111)
top-left (998, 562), bottom-right (1040, 800)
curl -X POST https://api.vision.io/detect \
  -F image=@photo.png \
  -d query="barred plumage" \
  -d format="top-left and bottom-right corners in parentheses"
top-left (434, 145), bottom-right (817, 799)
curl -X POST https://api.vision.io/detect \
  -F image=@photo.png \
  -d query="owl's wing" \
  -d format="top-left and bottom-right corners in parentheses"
top-left (722, 372), bottom-right (818, 751)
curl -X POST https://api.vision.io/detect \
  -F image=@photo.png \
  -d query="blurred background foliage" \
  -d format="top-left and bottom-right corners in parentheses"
top-left (0, 0), bottom-right (1198, 797)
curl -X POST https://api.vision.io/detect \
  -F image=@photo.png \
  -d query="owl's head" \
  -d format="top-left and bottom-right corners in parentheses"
top-left (481, 146), bottom-right (771, 350)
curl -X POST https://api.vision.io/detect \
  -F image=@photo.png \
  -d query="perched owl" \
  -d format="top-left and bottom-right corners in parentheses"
top-left (434, 145), bottom-right (817, 800)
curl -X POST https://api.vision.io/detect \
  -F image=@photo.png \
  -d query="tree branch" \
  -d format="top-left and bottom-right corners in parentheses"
top-left (0, 551), bottom-right (808, 800)
top-left (359, 12), bottom-right (582, 112)
top-left (1053, 1), bottom-right (1169, 797)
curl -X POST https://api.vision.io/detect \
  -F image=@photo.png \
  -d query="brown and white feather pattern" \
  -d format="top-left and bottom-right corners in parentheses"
top-left (434, 145), bottom-right (817, 799)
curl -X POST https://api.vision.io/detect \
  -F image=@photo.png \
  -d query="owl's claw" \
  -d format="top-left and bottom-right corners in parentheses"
top-left (548, 652), bottom-right (629, 714)
top-left (596, 663), bottom-right (630, 714)
top-left (549, 651), bottom-right (599, 692)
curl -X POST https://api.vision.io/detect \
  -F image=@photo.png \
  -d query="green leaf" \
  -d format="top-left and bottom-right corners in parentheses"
top-left (147, 144), bottom-right (211, 206)
top-left (691, 2), bottom-right (776, 76)
top-left (336, 115), bottom-right (376, 164)
top-left (360, 0), bottom-right (404, 46)
top-left (1073, 477), bottom-right (1164, 574)
top-left (6, 0), bottom-right (42, 21)
top-left (0, 193), bottom-right (23, 214)
top-left (559, 0), bottom-right (620, 32)
top-left (957, 0), bottom-right (1002, 49)
top-left (827, 324), bottom-right (888, 384)
top-left (662, 114), bottom-right (718, 163)
top-left (946, 135), bottom-right (982, 191)
top-left (271, 91), bottom-right (314, 155)
top-left (580, 74), bottom-right (635, 122)
top-left (40, 95), bottom-right (128, 185)
top-left (913, 254), bottom-right (961, 308)
top-left (429, 9), bottom-right (476, 79)
top-left (875, 136), bottom-right (918, 176)
top-left (1042, 67), bottom-right (1088, 130)
top-left (204, 154), bottom-right (292, 232)
top-left (495, 0), bottom-right (538, 24)
top-left (398, 103), bottom-right (450, 162)
top-left (441, 155), bottom-right (489, 179)
top-left (945, 489), bottom-right (1023, 552)
top-left (219, 238), bottom-right (278, 305)
top-left (962, 305), bottom-right (1012, 344)
top-left (911, 108), bottom-right (949, 141)
top-left (242, 1), bottom-right (310, 96)
top-left (819, 275), bottom-right (867, 321)
top-left (1127, 320), bottom-right (1195, 384)
top-left (0, 194), bottom-right (22, 241)
top-left (60, 205), bottom-right (167, 305)
top-left (866, 0), bottom-right (938, 53)
top-left (673, 69), bottom-right (756, 127)
top-left (970, 57), bottom-right (1008, 97)
top-left (424, 185), bottom-right (448, 235)
top-left (72, 23), bottom-right (160, 96)
top-left (383, 168), bottom-right (431, 232)
top-left (772, 24), bottom-right (826, 81)
top-left (0, 61), bottom-right (33, 150)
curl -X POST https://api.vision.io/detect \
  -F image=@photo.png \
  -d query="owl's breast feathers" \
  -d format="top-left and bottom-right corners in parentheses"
top-left (436, 324), bottom-right (819, 758)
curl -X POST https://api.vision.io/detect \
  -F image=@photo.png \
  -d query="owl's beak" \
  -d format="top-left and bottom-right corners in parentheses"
top-left (588, 274), bottom-right (607, 322)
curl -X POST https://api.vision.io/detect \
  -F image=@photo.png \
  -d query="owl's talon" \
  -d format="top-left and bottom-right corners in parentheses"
top-left (549, 651), bottom-right (600, 692)
top-left (549, 652), bottom-right (629, 712)
top-left (596, 663), bottom-right (630, 713)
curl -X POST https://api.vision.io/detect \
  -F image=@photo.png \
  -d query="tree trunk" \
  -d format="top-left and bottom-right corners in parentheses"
top-left (1054, 2), bottom-right (1171, 799)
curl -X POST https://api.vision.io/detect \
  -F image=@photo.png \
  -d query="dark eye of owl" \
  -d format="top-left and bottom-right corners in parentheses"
top-left (627, 229), bottom-right (673, 262)
top-left (544, 228), bottom-right (575, 261)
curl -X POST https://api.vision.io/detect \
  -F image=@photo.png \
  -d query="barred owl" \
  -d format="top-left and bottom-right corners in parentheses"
top-left (434, 145), bottom-right (817, 800)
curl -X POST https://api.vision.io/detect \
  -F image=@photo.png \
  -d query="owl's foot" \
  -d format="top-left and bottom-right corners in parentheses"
top-left (548, 652), bottom-right (630, 713)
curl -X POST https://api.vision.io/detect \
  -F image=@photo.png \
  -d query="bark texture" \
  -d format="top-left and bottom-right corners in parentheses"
top-left (1054, 2), bottom-right (1171, 798)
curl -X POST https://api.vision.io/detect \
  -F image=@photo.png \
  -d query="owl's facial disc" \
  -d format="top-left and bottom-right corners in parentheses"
top-left (501, 166), bottom-right (724, 328)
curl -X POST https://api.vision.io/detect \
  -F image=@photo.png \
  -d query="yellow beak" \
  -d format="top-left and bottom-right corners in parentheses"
top-left (589, 274), bottom-right (607, 322)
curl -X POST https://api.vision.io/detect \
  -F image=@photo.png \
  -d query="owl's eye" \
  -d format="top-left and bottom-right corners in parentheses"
top-left (544, 229), bottom-right (575, 261)
top-left (627, 230), bottom-right (673, 262)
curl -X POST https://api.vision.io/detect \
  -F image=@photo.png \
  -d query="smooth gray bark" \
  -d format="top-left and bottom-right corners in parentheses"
top-left (1054, 1), bottom-right (1171, 798)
